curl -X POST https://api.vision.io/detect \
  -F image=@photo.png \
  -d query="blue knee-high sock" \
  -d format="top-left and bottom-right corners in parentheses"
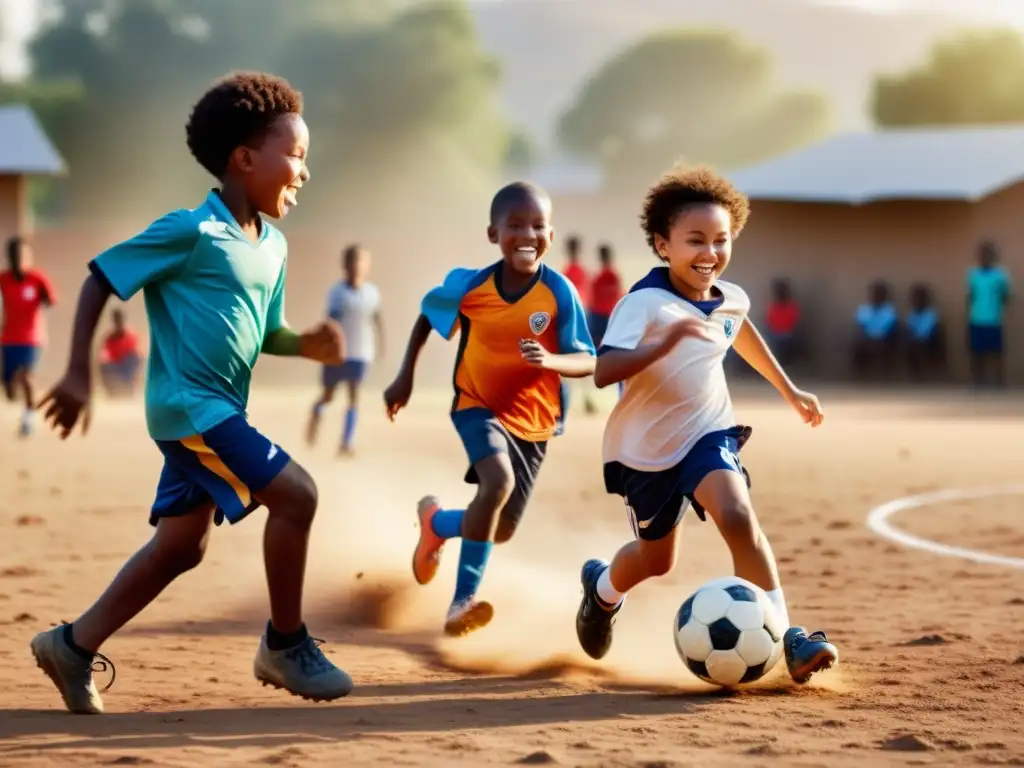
top-left (431, 508), bottom-right (464, 539)
top-left (342, 406), bottom-right (357, 447)
top-left (453, 539), bottom-right (493, 604)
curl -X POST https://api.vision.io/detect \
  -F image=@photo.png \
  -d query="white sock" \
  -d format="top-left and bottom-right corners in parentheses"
top-left (21, 409), bottom-right (33, 426)
top-left (765, 588), bottom-right (790, 629)
top-left (596, 567), bottom-right (625, 607)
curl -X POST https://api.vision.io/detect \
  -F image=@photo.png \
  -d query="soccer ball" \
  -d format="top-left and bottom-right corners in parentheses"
top-left (673, 576), bottom-right (784, 687)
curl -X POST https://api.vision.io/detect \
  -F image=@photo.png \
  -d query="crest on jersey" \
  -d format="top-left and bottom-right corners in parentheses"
top-left (723, 318), bottom-right (735, 338)
top-left (22, 285), bottom-right (36, 301)
top-left (529, 311), bottom-right (551, 335)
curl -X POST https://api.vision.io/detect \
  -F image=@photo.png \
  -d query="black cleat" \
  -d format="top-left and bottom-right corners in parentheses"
top-left (575, 559), bottom-right (622, 660)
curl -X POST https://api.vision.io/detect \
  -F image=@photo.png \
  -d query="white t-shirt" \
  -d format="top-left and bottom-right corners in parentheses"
top-left (601, 267), bottom-right (750, 472)
top-left (325, 281), bottom-right (382, 362)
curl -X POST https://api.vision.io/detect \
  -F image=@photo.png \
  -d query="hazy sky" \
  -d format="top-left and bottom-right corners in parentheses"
top-left (3, 0), bottom-right (1024, 78)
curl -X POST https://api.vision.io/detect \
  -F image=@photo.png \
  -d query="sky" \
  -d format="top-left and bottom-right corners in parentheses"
top-left (3, 0), bottom-right (1024, 78)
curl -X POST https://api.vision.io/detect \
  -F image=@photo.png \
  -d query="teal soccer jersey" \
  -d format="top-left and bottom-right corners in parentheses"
top-left (90, 191), bottom-right (289, 441)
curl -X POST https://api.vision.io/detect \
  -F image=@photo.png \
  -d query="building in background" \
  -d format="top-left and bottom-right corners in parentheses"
top-left (0, 104), bottom-right (65, 241)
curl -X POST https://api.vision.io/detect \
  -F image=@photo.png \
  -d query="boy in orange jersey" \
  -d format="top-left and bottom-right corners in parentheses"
top-left (384, 182), bottom-right (595, 637)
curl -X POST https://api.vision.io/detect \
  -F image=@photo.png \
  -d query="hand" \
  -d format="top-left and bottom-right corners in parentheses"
top-left (648, 316), bottom-right (712, 352)
top-left (383, 369), bottom-right (413, 421)
top-left (39, 368), bottom-right (92, 439)
top-left (300, 321), bottom-right (345, 365)
top-left (519, 338), bottom-right (552, 368)
top-left (787, 388), bottom-right (824, 427)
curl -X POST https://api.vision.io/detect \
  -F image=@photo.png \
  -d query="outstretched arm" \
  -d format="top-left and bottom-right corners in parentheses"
top-left (733, 319), bottom-right (823, 426)
top-left (383, 314), bottom-right (431, 420)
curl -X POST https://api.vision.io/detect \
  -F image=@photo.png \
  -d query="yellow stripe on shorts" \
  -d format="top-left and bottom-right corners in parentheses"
top-left (180, 434), bottom-right (252, 508)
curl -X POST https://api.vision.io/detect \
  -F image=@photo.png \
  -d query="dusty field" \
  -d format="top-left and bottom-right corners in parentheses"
top-left (0, 386), bottom-right (1022, 767)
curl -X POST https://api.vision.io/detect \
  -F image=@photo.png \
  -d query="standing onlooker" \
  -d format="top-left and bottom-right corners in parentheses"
top-left (853, 280), bottom-right (898, 381)
top-left (905, 283), bottom-right (944, 382)
top-left (764, 278), bottom-right (801, 368)
top-left (585, 242), bottom-right (624, 413)
top-left (966, 241), bottom-right (1012, 388)
top-left (99, 308), bottom-right (144, 397)
top-left (0, 236), bottom-right (56, 436)
top-left (561, 234), bottom-right (590, 306)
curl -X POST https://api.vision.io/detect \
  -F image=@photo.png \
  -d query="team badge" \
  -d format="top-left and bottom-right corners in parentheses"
top-left (723, 318), bottom-right (735, 338)
top-left (529, 311), bottom-right (551, 335)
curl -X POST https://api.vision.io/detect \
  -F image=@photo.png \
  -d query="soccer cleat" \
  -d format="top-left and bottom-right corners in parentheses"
top-left (784, 626), bottom-right (839, 683)
top-left (412, 495), bottom-right (446, 585)
top-left (443, 598), bottom-right (494, 637)
top-left (30, 625), bottom-right (113, 715)
top-left (254, 633), bottom-right (354, 701)
top-left (575, 559), bottom-right (622, 660)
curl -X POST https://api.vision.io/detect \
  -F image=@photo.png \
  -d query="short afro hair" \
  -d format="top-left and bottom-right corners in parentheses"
top-left (640, 165), bottom-right (750, 258)
top-left (489, 181), bottom-right (551, 225)
top-left (186, 71), bottom-right (303, 179)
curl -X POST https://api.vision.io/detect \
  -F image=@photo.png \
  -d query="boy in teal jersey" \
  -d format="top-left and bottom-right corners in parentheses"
top-left (30, 72), bottom-right (354, 713)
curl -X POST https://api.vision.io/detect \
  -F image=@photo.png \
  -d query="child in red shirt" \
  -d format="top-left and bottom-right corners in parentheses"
top-left (562, 234), bottom-right (590, 304)
top-left (0, 236), bottom-right (56, 436)
top-left (99, 309), bottom-right (143, 397)
top-left (765, 278), bottom-right (800, 367)
top-left (584, 243), bottom-right (625, 412)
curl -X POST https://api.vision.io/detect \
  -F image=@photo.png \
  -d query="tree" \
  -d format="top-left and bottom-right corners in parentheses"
top-left (557, 29), bottom-right (831, 185)
top-left (16, 0), bottom-right (509, 221)
top-left (872, 29), bottom-right (1024, 127)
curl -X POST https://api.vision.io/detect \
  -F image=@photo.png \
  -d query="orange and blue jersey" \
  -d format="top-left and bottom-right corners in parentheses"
top-left (421, 261), bottom-right (594, 442)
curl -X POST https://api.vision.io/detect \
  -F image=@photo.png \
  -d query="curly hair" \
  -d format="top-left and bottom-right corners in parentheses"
top-left (185, 72), bottom-right (303, 179)
top-left (640, 165), bottom-right (750, 258)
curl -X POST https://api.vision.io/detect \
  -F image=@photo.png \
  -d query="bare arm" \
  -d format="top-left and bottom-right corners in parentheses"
top-left (66, 274), bottom-right (113, 375)
top-left (397, 314), bottom-right (430, 378)
top-left (384, 313), bottom-right (432, 419)
top-left (731, 319), bottom-right (796, 398)
top-left (529, 350), bottom-right (595, 378)
top-left (593, 343), bottom-right (671, 388)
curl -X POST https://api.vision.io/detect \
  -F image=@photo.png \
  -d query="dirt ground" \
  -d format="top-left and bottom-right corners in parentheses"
top-left (0, 385), bottom-right (1022, 767)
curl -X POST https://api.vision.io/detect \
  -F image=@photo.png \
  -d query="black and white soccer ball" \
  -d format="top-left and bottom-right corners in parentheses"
top-left (673, 576), bottom-right (784, 687)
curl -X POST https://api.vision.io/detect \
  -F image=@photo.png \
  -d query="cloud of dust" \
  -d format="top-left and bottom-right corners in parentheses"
top-left (284, 434), bottom-right (800, 692)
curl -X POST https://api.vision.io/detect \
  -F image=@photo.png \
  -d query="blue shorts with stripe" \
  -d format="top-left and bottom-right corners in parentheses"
top-left (604, 426), bottom-right (752, 541)
top-left (151, 415), bottom-right (291, 527)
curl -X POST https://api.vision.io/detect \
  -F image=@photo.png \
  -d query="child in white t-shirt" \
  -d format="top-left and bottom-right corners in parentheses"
top-left (574, 165), bottom-right (839, 684)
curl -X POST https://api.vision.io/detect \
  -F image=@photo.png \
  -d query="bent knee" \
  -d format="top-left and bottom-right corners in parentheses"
top-left (154, 535), bottom-right (209, 575)
top-left (476, 464), bottom-right (515, 509)
top-left (264, 463), bottom-right (319, 527)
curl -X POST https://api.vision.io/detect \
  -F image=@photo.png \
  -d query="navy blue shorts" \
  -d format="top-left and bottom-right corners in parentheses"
top-left (322, 359), bottom-right (368, 389)
top-left (151, 415), bottom-right (291, 527)
top-left (604, 426), bottom-right (753, 541)
top-left (969, 324), bottom-right (1004, 355)
top-left (452, 407), bottom-right (547, 530)
top-left (587, 313), bottom-right (611, 347)
top-left (1, 344), bottom-right (40, 386)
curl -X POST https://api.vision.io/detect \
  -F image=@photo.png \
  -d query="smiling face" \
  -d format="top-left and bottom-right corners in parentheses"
top-left (488, 192), bottom-right (553, 276)
top-left (654, 203), bottom-right (732, 301)
top-left (233, 113), bottom-right (310, 219)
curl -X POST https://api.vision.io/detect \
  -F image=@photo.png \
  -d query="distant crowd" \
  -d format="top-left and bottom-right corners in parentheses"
top-left (755, 240), bottom-right (1011, 388)
top-left (0, 230), bottom-right (1014, 440)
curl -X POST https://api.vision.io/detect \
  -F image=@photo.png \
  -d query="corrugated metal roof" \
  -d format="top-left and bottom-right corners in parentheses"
top-left (0, 105), bottom-right (65, 175)
top-left (729, 126), bottom-right (1024, 204)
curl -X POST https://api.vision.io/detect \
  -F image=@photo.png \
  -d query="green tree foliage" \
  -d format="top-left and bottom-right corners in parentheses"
top-left (9, 0), bottom-right (507, 221)
top-left (557, 29), bottom-right (831, 184)
top-left (873, 29), bottom-right (1024, 127)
